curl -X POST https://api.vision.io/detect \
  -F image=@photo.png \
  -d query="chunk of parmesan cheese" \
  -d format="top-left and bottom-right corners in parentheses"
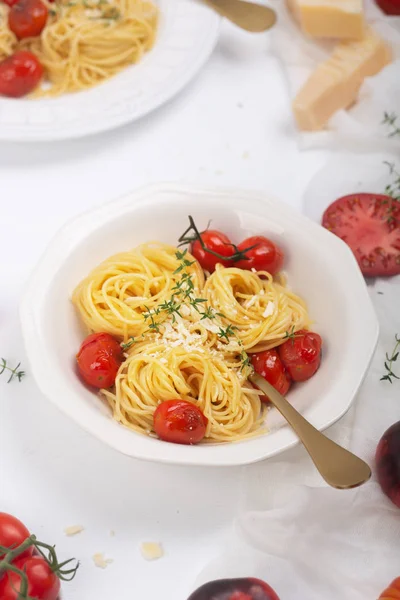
top-left (64, 525), bottom-right (84, 536)
top-left (92, 553), bottom-right (113, 569)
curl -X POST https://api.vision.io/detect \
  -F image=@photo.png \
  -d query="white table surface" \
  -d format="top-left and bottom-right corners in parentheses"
top-left (0, 21), bottom-right (328, 600)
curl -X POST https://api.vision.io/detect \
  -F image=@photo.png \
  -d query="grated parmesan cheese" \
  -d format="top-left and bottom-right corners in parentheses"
top-left (140, 542), bottom-right (164, 561)
top-left (64, 525), bottom-right (84, 536)
top-left (92, 553), bottom-right (113, 569)
top-left (262, 302), bottom-right (275, 318)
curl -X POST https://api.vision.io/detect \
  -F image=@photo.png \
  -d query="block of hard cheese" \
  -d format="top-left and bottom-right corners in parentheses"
top-left (287, 0), bottom-right (365, 39)
top-left (292, 28), bottom-right (392, 131)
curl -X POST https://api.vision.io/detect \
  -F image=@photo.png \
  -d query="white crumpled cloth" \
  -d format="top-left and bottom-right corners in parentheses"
top-left (193, 275), bottom-right (400, 599)
top-left (269, 0), bottom-right (400, 152)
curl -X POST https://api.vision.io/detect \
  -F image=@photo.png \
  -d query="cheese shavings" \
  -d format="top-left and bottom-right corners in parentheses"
top-left (140, 542), bottom-right (164, 561)
top-left (64, 525), bottom-right (84, 536)
top-left (92, 553), bottom-right (113, 569)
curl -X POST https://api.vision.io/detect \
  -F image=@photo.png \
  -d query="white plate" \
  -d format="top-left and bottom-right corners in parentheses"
top-left (0, 0), bottom-right (220, 142)
top-left (20, 183), bottom-right (379, 467)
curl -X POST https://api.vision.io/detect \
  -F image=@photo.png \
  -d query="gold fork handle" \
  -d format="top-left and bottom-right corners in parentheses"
top-left (202, 0), bottom-right (277, 33)
top-left (250, 374), bottom-right (371, 489)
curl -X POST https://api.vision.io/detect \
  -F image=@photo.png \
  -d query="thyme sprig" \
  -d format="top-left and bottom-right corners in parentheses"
top-left (383, 112), bottom-right (400, 139)
top-left (0, 535), bottom-right (79, 600)
top-left (0, 358), bottom-right (25, 383)
top-left (381, 334), bottom-right (400, 383)
top-left (382, 161), bottom-right (400, 225)
top-left (178, 215), bottom-right (258, 263)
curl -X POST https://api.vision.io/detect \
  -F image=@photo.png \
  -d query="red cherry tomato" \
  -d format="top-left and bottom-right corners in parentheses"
top-left (322, 193), bottom-right (400, 277)
top-left (187, 578), bottom-right (280, 600)
top-left (251, 349), bottom-right (291, 400)
top-left (375, 0), bottom-right (400, 13)
top-left (76, 332), bottom-right (123, 389)
top-left (3, 0), bottom-right (20, 6)
top-left (379, 577), bottom-right (400, 599)
top-left (153, 399), bottom-right (208, 445)
top-left (278, 330), bottom-right (322, 382)
top-left (235, 236), bottom-right (284, 275)
top-left (0, 513), bottom-right (32, 561)
top-left (191, 230), bottom-right (234, 273)
top-left (0, 51), bottom-right (43, 98)
top-left (0, 556), bottom-right (60, 600)
top-left (8, 0), bottom-right (48, 40)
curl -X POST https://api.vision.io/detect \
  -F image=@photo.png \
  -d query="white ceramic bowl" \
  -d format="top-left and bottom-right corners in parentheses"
top-left (20, 184), bottom-right (379, 467)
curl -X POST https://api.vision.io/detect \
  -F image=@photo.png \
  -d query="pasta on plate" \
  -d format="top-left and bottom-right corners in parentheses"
top-left (73, 230), bottom-right (320, 445)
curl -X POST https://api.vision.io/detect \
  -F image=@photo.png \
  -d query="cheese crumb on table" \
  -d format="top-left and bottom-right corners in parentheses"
top-left (64, 525), bottom-right (84, 536)
top-left (140, 542), bottom-right (164, 561)
top-left (92, 553), bottom-right (113, 569)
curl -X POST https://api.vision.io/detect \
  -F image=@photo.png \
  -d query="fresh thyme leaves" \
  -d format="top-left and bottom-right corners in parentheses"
top-left (178, 215), bottom-right (258, 263)
top-left (382, 161), bottom-right (400, 224)
top-left (143, 306), bottom-right (161, 333)
top-left (381, 334), bottom-right (400, 383)
top-left (239, 349), bottom-right (252, 372)
top-left (0, 358), bottom-right (25, 383)
top-left (383, 112), bottom-right (400, 138)
top-left (283, 325), bottom-right (296, 341)
top-left (121, 337), bottom-right (135, 350)
top-left (217, 324), bottom-right (238, 342)
top-left (158, 298), bottom-right (183, 322)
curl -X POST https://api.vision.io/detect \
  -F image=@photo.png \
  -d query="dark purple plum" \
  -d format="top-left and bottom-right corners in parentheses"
top-left (376, 421), bottom-right (400, 508)
top-left (187, 578), bottom-right (280, 600)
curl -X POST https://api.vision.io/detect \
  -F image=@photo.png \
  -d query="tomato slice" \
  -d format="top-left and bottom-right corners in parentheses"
top-left (278, 330), bottom-right (322, 382)
top-left (235, 236), bottom-right (284, 275)
top-left (191, 230), bottom-right (234, 273)
top-left (0, 51), bottom-right (43, 98)
top-left (322, 193), bottom-right (400, 277)
top-left (153, 400), bottom-right (208, 445)
top-left (76, 332), bottom-right (123, 389)
top-left (250, 349), bottom-right (291, 399)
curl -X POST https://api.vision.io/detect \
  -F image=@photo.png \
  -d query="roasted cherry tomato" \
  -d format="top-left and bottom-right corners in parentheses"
top-left (153, 399), bottom-right (208, 445)
top-left (0, 513), bottom-right (32, 561)
top-left (375, 0), bottom-right (400, 14)
top-left (187, 578), bottom-right (280, 600)
top-left (0, 51), bottom-right (43, 98)
top-left (0, 556), bottom-right (60, 600)
top-left (278, 330), bottom-right (322, 382)
top-left (191, 230), bottom-right (234, 273)
top-left (251, 349), bottom-right (291, 399)
top-left (235, 236), bottom-right (284, 275)
top-left (322, 193), bottom-right (400, 277)
top-left (379, 577), bottom-right (400, 599)
top-left (8, 0), bottom-right (48, 40)
top-left (76, 332), bottom-right (123, 389)
top-left (2, 0), bottom-right (20, 6)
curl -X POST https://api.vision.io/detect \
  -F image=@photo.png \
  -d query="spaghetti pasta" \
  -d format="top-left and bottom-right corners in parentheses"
top-left (0, 0), bottom-right (158, 96)
top-left (73, 239), bottom-right (313, 444)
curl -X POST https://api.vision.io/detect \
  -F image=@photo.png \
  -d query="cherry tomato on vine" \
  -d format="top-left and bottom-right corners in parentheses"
top-left (8, 0), bottom-right (48, 40)
top-left (0, 513), bottom-right (32, 561)
top-left (0, 51), bottom-right (43, 98)
top-left (278, 330), bottom-right (322, 382)
top-left (0, 556), bottom-right (60, 600)
top-left (235, 236), bottom-right (284, 275)
top-left (154, 399), bottom-right (208, 445)
top-left (76, 332), bottom-right (123, 389)
top-left (251, 349), bottom-right (291, 398)
top-left (191, 230), bottom-right (234, 273)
